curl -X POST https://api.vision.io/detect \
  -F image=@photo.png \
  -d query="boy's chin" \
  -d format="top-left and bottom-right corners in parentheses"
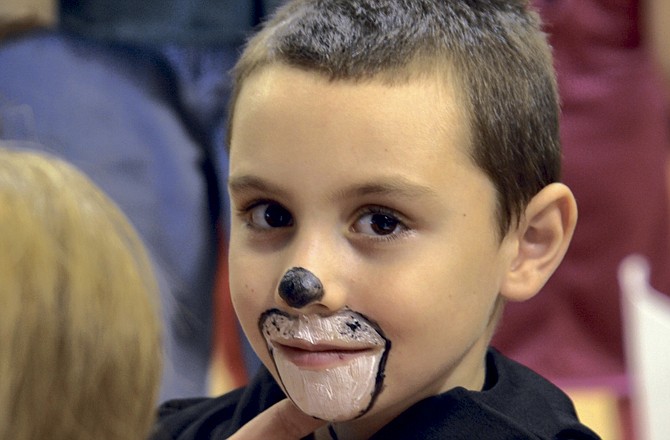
top-left (272, 346), bottom-right (385, 421)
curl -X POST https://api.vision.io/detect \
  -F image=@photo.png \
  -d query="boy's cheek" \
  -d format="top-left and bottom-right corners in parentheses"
top-left (230, 272), bottom-right (270, 332)
top-left (232, 290), bottom-right (276, 369)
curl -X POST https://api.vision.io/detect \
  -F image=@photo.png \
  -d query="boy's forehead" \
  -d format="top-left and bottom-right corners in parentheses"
top-left (232, 63), bottom-right (473, 151)
top-left (228, 64), bottom-right (492, 205)
top-left (238, 60), bottom-right (465, 99)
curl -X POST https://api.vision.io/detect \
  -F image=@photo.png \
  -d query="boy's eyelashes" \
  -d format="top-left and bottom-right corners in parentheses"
top-left (235, 200), bottom-right (413, 241)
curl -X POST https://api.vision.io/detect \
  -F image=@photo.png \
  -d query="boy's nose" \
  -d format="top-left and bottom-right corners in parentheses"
top-left (277, 267), bottom-right (324, 309)
top-left (276, 229), bottom-right (348, 311)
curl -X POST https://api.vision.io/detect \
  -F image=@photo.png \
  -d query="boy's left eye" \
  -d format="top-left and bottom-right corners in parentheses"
top-left (352, 209), bottom-right (408, 237)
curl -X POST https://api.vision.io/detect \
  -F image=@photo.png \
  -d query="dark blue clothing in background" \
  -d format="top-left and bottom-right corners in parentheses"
top-left (59, 0), bottom-right (285, 46)
top-left (0, 0), bottom-right (280, 400)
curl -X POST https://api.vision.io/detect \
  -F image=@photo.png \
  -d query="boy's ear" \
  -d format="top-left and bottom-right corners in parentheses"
top-left (500, 183), bottom-right (577, 302)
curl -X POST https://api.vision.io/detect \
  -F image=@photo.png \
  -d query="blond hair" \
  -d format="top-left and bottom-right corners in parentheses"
top-left (0, 145), bottom-right (162, 440)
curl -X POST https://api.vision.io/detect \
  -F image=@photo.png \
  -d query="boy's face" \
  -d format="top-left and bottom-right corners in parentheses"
top-left (228, 65), bottom-right (518, 430)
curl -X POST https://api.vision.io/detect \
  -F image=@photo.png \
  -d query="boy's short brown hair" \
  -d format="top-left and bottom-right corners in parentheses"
top-left (228, 0), bottom-right (559, 238)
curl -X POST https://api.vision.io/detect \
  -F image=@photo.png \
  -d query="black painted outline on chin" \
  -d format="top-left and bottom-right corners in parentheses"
top-left (258, 307), bottom-right (392, 421)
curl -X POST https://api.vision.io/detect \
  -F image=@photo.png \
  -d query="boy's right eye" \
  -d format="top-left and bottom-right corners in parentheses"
top-left (247, 202), bottom-right (294, 229)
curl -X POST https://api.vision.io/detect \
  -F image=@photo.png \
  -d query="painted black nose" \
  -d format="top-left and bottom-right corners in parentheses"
top-left (278, 267), bottom-right (324, 309)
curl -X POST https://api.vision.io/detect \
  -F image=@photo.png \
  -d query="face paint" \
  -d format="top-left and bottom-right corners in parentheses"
top-left (259, 309), bottom-right (391, 421)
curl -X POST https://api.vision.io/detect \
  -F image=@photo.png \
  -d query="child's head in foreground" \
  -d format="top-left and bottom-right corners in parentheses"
top-left (0, 145), bottom-right (162, 440)
top-left (226, 0), bottom-right (577, 436)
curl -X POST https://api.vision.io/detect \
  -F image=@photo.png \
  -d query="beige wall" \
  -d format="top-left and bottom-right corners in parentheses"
top-left (0, 0), bottom-right (56, 29)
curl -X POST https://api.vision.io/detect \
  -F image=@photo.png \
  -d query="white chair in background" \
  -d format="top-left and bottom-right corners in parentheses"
top-left (619, 254), bottom-right (670, 440)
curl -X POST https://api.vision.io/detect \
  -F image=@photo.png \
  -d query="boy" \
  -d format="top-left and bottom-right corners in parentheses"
top-left (152, 1), bottom-right (600, 439)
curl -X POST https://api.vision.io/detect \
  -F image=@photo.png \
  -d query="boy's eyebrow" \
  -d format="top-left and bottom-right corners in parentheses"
top-left (335, 177), bottom-right (438, 201)
top-left (228, 175), bottom-right (288, 198)
top-left (228, 174), bottom-right (438, 201)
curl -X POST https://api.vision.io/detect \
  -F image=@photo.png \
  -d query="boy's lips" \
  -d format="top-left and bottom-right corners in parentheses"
top-left (259, 308), bottom-right (387, 371)
top-left (271, 340), bottom-right (383, 370)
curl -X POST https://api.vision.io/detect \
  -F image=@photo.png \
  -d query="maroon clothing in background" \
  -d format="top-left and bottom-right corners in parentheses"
top-left (493, 0), bottom-right (670, 387)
